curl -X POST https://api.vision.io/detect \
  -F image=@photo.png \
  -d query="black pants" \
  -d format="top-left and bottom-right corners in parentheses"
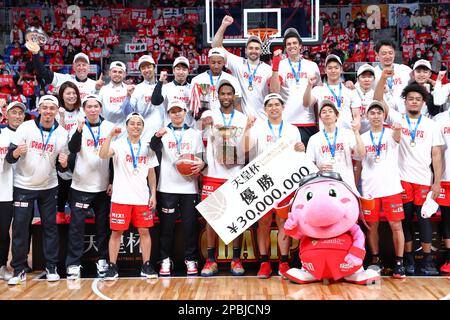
top-left (57, 175), bottom-right (72, 213)
top-left (440, 206), bottom-right (450, 240)
top-left (402, 202), bottom-right (432, 243)
top-left (0, 201), bottom-right (13, 266)
top-left (65, 188), bottom-right (111, 267)
top-left (11, 187), bottom-right (59, 272)
top-left (157, 192), bottom-right (199, 261)
top-left (298, 125), bottom-right (319, 148)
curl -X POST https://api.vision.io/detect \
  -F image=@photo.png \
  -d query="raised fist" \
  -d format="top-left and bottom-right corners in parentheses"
top-left (159, 71), bottom-right (168, 83)
top-left (222, 15), bottom-right (234, 27)
top-left (110, 127), bottom-right (122, 137)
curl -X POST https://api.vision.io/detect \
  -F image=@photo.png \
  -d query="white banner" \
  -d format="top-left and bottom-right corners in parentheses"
top-left (196, 137), bottom-right (318, 245)
top-left (124, 43), bottom-right (148, 53)
top-left (388, 3), bottom-right (419, 27)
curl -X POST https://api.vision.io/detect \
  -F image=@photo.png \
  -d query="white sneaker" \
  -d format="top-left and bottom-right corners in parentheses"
top-left (46, 266), bottom-right (60, 282)
top-left (96, 259), bottom-right (108, 277)
top-left (8, 270), bottom-right (26, 285)
top-left (0, 265), bottom-right (13, 281)
top-left (66, 265), bottom-right (81, 280)
top-left (185, 260), bottom-right (198, 275)
top-left (159, 258), bottom-right (172, 276)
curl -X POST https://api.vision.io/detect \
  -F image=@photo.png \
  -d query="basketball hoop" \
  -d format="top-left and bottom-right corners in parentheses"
top-left (247, 28), bottom-right (278, 55)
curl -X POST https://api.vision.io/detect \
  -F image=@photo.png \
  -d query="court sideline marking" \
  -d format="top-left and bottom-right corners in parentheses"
top-left (92, 278), bottom-right (112, 300)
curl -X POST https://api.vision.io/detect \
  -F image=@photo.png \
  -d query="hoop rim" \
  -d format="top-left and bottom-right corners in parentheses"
top-left (247, 28), bottom-right (279, 41)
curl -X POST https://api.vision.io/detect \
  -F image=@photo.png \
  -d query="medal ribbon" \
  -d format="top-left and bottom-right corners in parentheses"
top-left (268, 120), bottom-right (283, 142)
top-left (39, 122), bottom-right (55, 155)
top-left (221, 110), bottom-right (235, 127)
top-left (326, 83), bottom-right (342, 109)
top-left (370, 127), bottom-right (385, 159)
top-left (406, 114), bottom-right (422, 145)
top-left (85, 118), bottom-right (102, 148)
top-left (168, 123), bottom-right (185, 154)
top-left (323, 127), bottom-right (338, 158)
top-left (246, 61), bottom-right (261, 88)
top-left (127, 138), bottom-right (141, 171)
top-left (288, 58), bottom-right (302, 83)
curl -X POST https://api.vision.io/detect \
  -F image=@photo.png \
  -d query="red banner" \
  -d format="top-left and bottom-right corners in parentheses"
top-left (0, 75), bottom-right (14, 87)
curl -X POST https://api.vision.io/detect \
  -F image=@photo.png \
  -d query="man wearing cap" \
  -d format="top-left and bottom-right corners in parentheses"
top-left (270, 27), bottom-right (321, 146)
top-left (121, 55), bottom-right (164, 141)
top-left (242, 93), bottom-right (304, 279)
top-left (410, 59), bottom-right (441, 116)
top-left (200, 78), bottom-right (249, 277)
top-left (99, 112), bottom-right (158, 280)
top-left (31, 48), bottom-right (104, 99)
top-left (304, 54), bottom-right (361, 132)
top-left (151, 56), bottom-right (195, 128)
top-left (354, 64), bottom-right (376, 133)
top-left (0, 101), bottom-right (26, 282)
top-left (191, 47), bottom-right (242, 112)
top-left (150, 100), bottom-right (205, 277)
top-left (65, 94), bottom-right (115, 280)
top-left (373, 39), bottom-right (412, 114)
top-left (6, 95), bottom-right (70, 285)
top-left (212, 15), bottom-right (272, 121)
top-left (375, 74), bottom-right (443, 276)
top-left (357, 100), bottom-right (406, 278)
top-left (99, 61), bottom-right (133, 137)
top-left (306, 99), bottom-right (364, 194)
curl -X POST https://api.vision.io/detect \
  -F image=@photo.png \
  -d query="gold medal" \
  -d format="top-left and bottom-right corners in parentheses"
top-left (248, 85), bottom-right (253, 91)
top-left (133, 168), bottom-right (139, 175)
top-left (330, 157), bottom-right (336, 164)
top-left (375, 156), bottom-right (381, 163)
top-left (410, 141), bottom-right (416, 147)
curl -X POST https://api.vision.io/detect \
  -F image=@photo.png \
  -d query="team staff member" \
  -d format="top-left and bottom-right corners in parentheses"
top-left (212, 15), bottom-right (272, 120)
top-left (200, 79), bottom-right (249, 277)
top-left (121, 55), bottom-right (164, 141)
top-left (150, 100), bottom-right (205, 276)
top-left (99, 61), bottom-right (133, 137)
top-left (376, 70), bottom-right (444, 276)
top-left (191, 47), bottom-right (242, 112)
top-left (242, 93), bottom-right (304, 279)
top-left (6, 95), bottom-right (69, 285)
top-left (306, 99), bottom-right (365, 194)
top-left (358, 100), bottom-right (406, 278)
top-left (65, 94), bottom-right (115, 280)
top-left (151, 56), bottom-right (195, 127)
top-left (354, 64), bottom-right (376, 133)
top-left (270, 27), bottom-right (321, 146)
top-left (429, 109), bottom-right (450, 274)
top-left (99, 112), bottom-right (158, 280)
top-left (0, 102), bottom-right (26, 281)
top-left (303, 54), bottom-right (361, 132)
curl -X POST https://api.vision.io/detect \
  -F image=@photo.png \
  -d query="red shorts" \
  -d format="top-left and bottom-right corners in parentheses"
top-left (364, 193), bottom-right (404, 222)
top-left (201, 176), bottom-right (228, 201)
top-left (436, 182), bottom-right (450, 206)
top-left (400, 181), bottom-right (431, 206)
top-left (110, 203), bottom-right (154, 230)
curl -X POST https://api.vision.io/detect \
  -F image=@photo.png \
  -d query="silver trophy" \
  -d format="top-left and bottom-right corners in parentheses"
top-left (214, 126), bottom-right (240, 165)
top-left (25, 27), bottom-right (49, 53)
top-left (199, 83), bottom-right (211, 110)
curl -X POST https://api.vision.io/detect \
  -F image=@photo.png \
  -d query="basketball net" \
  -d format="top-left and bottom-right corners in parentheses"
top-left (247, 28), bottom-right (278, 55)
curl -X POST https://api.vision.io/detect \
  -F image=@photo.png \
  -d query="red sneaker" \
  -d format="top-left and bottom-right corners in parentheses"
top-left (257, 262), bottom-right (272, 279)
top-left (278, 262), bottom-right (290, 278)
top-left (56, 212), bottom-right (68, 224)
top-left (440, 262), bottom-right (450, 274)
top-left (230, 259), bottom-right (245, 276)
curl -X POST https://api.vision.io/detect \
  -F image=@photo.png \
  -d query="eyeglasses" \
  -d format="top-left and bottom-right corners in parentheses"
top-left (299, 171), bottom-right (343, 187)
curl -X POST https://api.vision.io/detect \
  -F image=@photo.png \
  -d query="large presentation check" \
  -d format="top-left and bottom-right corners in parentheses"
top-left (196, 137), bottom-right (318, 244)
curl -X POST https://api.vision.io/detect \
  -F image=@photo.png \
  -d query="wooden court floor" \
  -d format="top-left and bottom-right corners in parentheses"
top-left (0, 273), bottom-right (449, 300)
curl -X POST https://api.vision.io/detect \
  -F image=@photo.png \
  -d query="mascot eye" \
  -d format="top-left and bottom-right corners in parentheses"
top-left (306, 192), bottom-right (313, 201)
top-left (329, 188), bottom-right (337, 197)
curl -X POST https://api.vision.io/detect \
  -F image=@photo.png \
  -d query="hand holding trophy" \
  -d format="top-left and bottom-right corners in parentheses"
top-left (25, 26), bottom-right (49, 55)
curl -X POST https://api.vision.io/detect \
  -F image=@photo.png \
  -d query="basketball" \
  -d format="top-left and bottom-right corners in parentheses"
top-left (175, 154), bottom-right (202, 176)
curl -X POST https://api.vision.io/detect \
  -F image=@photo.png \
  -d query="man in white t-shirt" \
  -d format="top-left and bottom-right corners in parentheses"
top-left (373, 39), bottom-right (412, 114)
top-left (151, 56), bottom-right (195, 127)
top-left (199, 79), bottom-right (248, 277)
top-left (99, 61), bottom-right (133, 137)
top-left (432, 69), bottom-right (450, 110)
top-left (99, 112), bottom-right (158, 280)
top-left (191, 47), bottom-right (241, 113)
top-left (270, 27), bottom-right (321, 146)
top-left (150, 100), bottom-right (205, 277)
top-left (212, 15), bottom-right (272, 120)
top-left (304, 54), bottom-right (361, 132)
top-left (354, 64), bottom-right (376, 133)
top-left (358, 100), bottom-right (406, 278)
top-left (306, 99), bottom-right (364, 194)
top-left (242, 93), bottom-right (304, 279)
top-left (6, 95), bottom-right (69, 285)
top-left (65, 94), bottom-right (115, 280)
top-left (0, 101), bottom-right (25, 282)
top-left (376, 72), bottom-right (444, 276)
top-left (121, 55), bottom-right (164, 141)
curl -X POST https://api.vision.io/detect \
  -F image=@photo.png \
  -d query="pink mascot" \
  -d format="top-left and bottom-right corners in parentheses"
top-left (275, 171), bottom-right (381, 285)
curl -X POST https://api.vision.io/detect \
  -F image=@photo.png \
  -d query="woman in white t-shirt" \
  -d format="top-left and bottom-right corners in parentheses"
top-left (99, 112), bottom-right (158, 280)
top-left (306, 99), bottom-right (365, 194)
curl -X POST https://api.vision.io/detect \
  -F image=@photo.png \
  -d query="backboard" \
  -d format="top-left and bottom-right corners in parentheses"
top-left (204, 0), bottom-right (322, 47)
